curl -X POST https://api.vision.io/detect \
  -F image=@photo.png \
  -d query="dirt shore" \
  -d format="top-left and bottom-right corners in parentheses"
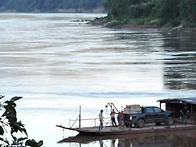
top-left (120, 24), bottom-right (196, 33)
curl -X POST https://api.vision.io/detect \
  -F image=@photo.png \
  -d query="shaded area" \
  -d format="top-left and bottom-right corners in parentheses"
top-left (158, 97), bottom-right (196, 120)
top-left (162, 32), bottom-right (196, 90)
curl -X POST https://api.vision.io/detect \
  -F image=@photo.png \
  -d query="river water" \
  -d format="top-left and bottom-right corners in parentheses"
top-left (0, 13), bottom-right (196, 147)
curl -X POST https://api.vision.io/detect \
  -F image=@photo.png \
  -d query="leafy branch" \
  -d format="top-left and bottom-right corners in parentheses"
top-left (0, 94), bottom-right (43, 147)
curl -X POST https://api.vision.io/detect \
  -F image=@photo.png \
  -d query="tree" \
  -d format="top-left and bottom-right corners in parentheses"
top-left (178, 0), bottom-right (196, 24)
top-left (2, 0), bottom-right (105, 12)
top-left (0, 94), bottom-right (43, 147)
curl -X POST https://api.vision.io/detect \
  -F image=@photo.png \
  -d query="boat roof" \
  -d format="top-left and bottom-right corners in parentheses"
top-left (157, 97), bottom-right (196, 105)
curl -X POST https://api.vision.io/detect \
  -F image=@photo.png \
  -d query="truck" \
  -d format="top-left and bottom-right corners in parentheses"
top-left (123, 105), bottom-right (175, 128)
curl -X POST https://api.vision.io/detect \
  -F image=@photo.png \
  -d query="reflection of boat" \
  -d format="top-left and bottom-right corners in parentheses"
top-left (56, 124), bottom-right (196, 136)
top-left (58, 134), bottom-right (117, 144)
top-left (58, 131), bottom-right (155, 144)
top-left (58, 130), bottom-right (196, 147)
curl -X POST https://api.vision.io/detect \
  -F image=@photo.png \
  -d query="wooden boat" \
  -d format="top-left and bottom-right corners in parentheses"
top-left (56, 123), bottom-right (196, 136)
top-left (58, 128), bottom-right (196, 144)
top-left (56, 104), bottom-right (196, 136)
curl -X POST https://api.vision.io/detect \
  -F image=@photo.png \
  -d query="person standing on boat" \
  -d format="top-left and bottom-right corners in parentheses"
top-left (119, 111), bottom-right (124, 128)
top-left (117, 112), bottom-right (120, 126)
top-left (180, 105), bottom-right (189, 125)
top-left (99, 110), bottom-right (104, 130)
top-left (110, 109), bottom-right (117, 127)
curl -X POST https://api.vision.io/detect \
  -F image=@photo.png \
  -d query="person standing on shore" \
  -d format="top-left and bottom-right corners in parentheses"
top-left (180, 105), bottom-right (189, 125)
top-left (99, 110), bottom-right (104, 130)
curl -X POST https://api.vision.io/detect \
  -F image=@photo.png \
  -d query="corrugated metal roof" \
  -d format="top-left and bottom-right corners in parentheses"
top-left (157, 97), bottom-right (196, 105)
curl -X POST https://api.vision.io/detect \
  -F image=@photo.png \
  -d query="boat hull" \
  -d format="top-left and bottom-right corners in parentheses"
top-left (56, 124), bottom-right (196, 136)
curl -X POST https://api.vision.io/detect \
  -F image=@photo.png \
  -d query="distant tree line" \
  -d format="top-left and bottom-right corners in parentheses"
top-left (102, 0), bottom-right (196, 27)
top-left (0, 0), bottom-right (106, 12)
top-left (1, 0), bottom-right (196, 27)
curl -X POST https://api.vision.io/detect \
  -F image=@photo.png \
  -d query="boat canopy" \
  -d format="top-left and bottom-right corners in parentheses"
top-left (157, 97), bottom-right (196, 118)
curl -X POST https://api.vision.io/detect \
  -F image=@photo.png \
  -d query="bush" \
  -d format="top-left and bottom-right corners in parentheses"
top-left (0, 94), bottom-right (43, 147)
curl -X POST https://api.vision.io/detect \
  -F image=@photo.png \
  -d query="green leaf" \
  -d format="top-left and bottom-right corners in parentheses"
top-left (38, 140), bottom-right (44, 146)
top-left (0, 137), bottom-right (4, 141)
top-left (0, 126), bottom-right (4, 135)
top-left (0, 95), bottom-right (43, 147)
top-left (10, 96), bottom-right (22, 102)
top-left (0, 95), bottom-right (4, 99)
top-left (25, 139), bottom-right (43, 147)
top-left (12, 135), bottom-right (17, 142)
top-left (25, 139), bottom-right (38, 147)
top-left (18, 137), bottom-right (28, 142)
top-left (20, 127), bottom-right (28, 136)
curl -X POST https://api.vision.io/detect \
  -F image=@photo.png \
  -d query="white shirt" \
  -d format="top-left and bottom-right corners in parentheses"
top-left (99, 112), bottom-right (103, 121)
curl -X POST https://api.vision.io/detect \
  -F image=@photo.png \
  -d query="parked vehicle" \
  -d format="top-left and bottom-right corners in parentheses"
top-left (123, 106), bottom-right (175, 128)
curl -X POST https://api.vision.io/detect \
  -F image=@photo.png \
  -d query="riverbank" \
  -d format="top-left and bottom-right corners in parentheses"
top-left (91, 17), bottom-right (196, 33)
top-left (106, 23), bottom-right (196, 33)
top-left (118, 22), bottom-right (196, 32)
top-left (120, 24), bottom-right (196, 33)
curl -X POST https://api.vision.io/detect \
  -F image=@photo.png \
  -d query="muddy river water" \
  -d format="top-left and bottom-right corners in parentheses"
top-left (0, 13), bottom-right (196, 147)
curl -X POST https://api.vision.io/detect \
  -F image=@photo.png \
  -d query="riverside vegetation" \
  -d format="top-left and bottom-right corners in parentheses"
top-left (0, 94), bottom-right (43, 147)
top-left (96, 0), bottom-right (196, 30)
top-left (0, 0), bottom-right (196, 29)
top-left (0, 0), bottom-right (106, 12)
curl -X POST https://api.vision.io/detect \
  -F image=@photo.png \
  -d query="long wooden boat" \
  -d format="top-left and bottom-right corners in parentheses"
top-left (56, 123), bottom-right (196, 136)
top-left (56, 104), bottom-right (196, 136)
top-left (58, 128), bottom-right (196, 144)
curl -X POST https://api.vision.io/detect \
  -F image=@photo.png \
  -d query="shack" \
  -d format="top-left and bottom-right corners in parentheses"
top-left (158, 97), bottom-right (196, 118)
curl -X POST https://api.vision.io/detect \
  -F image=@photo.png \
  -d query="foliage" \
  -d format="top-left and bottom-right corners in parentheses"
top-left (0, 0), bottom-right (106, 12)
top-left (0, 94), bottom-right (43, 147)
top-left (103, 0), bottom-right (196, 28)
top-left (1, 0), bottom-right (196, 27)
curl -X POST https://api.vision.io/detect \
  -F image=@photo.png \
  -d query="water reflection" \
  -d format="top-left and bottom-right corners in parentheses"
top-left (1, 13), bottom-right (196, 147)
top-left (162, 32), bottom-right (196, 90)
top-left (112, 30), bottom-right (196, 90)
top-left (59, 130), bottom-right (196, 147)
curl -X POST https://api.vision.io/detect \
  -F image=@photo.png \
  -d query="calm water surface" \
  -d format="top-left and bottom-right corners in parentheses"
top-left (0, 13), bottom-right (196, 147)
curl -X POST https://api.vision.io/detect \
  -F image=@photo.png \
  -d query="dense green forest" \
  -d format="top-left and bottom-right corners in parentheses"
top-left (0, 0), bottom-right (106, 12)
top-left (0, 0), bottom-right (196, 28)
top-left (102, 0), bottom-right (196, 28)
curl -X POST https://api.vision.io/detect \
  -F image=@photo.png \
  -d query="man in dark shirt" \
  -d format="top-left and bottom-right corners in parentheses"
top-left (180, 106), bottom-right (189, 125)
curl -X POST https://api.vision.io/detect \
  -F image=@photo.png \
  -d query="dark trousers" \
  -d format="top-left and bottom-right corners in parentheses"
top-left (111, 118), bottom-right (117, 126)
top-left (99, 121), bottom-right (103, 130)
top-left (182, 115), bottom-right (188, 125)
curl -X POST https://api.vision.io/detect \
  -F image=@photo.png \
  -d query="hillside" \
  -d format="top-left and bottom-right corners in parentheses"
top-left (100, 0), bottom-right (196, 29)
top-left (1, 0), bottom-right (196, 29)
top-left (0, 0), bottom-right (106, 13)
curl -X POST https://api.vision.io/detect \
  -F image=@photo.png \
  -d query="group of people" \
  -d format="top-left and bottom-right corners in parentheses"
top-left (98, 109), bottom-right (124, 130)
top-left (99, 105), bottom-right (190, 130)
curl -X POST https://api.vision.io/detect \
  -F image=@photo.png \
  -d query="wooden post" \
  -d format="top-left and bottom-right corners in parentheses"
top-left (79, 105), bottom-right (81, 128)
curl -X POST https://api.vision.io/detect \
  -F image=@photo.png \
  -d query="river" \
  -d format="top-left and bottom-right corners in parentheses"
top-left (0, 13), bottom-right (196, 147)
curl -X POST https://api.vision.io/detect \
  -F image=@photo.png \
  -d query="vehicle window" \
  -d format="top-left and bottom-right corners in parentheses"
top-left (146, 107), bottom-right (154, 113)
top-left (154, 107), bottom-right (162, 113)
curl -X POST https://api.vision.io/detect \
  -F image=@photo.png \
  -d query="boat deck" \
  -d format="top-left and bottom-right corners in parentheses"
top-left (56, 123), bottom-right (196, 136)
